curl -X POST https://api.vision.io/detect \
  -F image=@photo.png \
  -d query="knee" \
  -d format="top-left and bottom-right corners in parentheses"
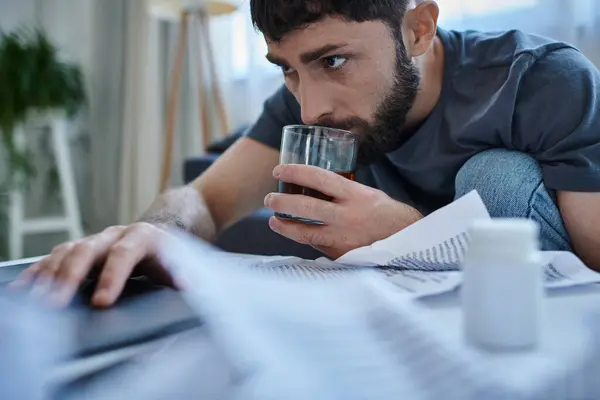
top-left (455, 149), bottom-right (571, 251)
top-left (455, 149), bottom-right (544, 219)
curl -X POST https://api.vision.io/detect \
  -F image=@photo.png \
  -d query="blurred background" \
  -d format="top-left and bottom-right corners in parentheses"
top-left (0, 0), bottom-right (598, 260)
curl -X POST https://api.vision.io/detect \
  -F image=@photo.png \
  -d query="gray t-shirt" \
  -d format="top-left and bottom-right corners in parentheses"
top-left (245, 28), bottom-right (600, 215)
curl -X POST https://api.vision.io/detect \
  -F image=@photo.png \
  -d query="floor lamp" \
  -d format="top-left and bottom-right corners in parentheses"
top-left (151, 0), bottom-right (238, 193)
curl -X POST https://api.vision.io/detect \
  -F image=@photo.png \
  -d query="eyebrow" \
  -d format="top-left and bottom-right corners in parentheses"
top-left (266, 43), bottom-right (349, 67)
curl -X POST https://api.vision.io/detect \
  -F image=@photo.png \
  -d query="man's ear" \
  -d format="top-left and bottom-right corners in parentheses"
top-left (403, 1), bottom-right (439, 57)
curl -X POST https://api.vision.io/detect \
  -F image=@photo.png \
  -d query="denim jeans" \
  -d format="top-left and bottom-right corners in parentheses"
top-left (455, 149), bottom-right (572, 252)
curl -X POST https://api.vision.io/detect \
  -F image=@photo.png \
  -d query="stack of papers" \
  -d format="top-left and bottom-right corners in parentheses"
top-left (156, 190), bottom-right (600, 399)
top-left (335, 190), bottom-right (600, 295)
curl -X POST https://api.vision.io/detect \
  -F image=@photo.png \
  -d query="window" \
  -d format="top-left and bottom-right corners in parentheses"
top-left (231, 9), bottom-right (277, 79)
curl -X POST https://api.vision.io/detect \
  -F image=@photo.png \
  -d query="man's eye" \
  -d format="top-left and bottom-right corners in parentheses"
top-left (280, 65), bottom-right (295, 75)
top-left (324, 56), bottom-right (347, 70)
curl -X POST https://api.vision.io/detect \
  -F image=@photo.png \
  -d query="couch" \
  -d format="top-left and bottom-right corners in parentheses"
top-left (183, 130), bottom-right (323, 260)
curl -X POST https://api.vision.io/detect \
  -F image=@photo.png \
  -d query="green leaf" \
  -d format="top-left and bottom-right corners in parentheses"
top-left (0, 25), bottom-right (86, 190)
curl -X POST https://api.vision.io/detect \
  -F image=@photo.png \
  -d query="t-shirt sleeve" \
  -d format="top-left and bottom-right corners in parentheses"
top-left (514, 47), bottom-right (600, 192)
top-left (243, 84), bottom-right (303, 150)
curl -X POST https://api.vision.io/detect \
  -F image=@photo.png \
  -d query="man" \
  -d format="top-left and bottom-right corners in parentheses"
top-left (13, 0), bottom-right (600, 308)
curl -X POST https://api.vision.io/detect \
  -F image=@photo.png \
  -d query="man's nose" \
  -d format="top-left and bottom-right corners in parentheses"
top-left (298, 82), bottom-right (334, 125)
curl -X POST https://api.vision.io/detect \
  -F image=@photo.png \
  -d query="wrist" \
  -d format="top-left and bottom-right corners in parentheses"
top-left (390, 200), bottom-right (423, 232)
top-left (140, 186), bottom-right (217, 241)
top-left (141, 213), bottom-right (187, 232)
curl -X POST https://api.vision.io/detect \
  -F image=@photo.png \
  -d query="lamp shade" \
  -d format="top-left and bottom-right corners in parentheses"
top-left (150, 0), bottom-right (239, 20)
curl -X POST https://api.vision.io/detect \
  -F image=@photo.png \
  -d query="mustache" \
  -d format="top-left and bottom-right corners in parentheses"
top-left (312, 117), bottom-right (368, 133)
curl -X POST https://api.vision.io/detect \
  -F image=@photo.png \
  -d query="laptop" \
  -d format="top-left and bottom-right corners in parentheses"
top-left (0, 260), bottom-right (202, 360)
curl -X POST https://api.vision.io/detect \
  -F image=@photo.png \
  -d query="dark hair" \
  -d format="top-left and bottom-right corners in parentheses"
top-left (250, 0), bottom-right (409, 42)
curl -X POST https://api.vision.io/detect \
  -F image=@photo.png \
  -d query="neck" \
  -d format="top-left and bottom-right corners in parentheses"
top-left (404, 34), bottom-right (445, 130)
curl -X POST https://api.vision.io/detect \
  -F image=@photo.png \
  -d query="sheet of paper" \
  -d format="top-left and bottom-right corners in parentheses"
top-left (542, 251), bottom-right (600, 289)
top-left (336, 190), bottom-right (491, 266)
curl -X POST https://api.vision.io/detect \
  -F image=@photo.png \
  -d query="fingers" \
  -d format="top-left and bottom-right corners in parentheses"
top-left (9, 223), bottom-right (169, 309)
top-left (91, 223), bottom-right (163, 308)
top-left (29, 243), bottom-right (77, 299)
top-left (47, 227), bottom-right (125, 307)
top-left (268, 216), bottom-right (336, 248)
top-left (11, 243), bottom-right (73, 290)
top-left (273, 164), bottom-right (355, 200)
top-left (264, 193), bottom-right (340, 224)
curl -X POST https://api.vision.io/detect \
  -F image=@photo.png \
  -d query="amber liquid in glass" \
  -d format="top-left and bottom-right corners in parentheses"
top-left (275, 171), bottom-right (356, 224)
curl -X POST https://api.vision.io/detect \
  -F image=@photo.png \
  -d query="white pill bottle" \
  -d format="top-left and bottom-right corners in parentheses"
top-left (461, 219), bottom-right (544, 351)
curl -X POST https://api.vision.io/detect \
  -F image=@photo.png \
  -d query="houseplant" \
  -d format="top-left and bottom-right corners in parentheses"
top-left (0, 26), bottom-right (86, 187)
top-left (0, 27), bottom-right (86, 259)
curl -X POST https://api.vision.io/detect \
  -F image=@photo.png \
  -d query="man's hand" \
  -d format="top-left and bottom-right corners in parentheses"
top-left (8, 137), bottom-right (279, 309)
top-left (264, 164), bottom-right (423, 259)
top-left (10, 223), bottom-right (174, 308)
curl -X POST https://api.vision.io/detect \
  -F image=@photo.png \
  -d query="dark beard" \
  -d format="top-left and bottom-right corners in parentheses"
top-left (316, 42), bottom-right (420, 165)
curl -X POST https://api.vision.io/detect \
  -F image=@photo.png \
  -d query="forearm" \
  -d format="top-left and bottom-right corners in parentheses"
top-left (566, 219), bottom-right (600, 272)
top-left (139, 185), bottom-right (218, 242)
top-left (572, 242), bottom-right (600, 272)
top-left (557, 191), bottom-right (600, 272)
top-left (138, 138), bottom-right (279, 239)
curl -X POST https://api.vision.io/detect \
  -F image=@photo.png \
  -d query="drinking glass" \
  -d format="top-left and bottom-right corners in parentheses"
top-left (276, 125), bottom-right (359, 225)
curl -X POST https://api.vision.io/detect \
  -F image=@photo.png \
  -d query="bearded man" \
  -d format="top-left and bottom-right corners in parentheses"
top-left (15, 0), bottom-right (600, 307)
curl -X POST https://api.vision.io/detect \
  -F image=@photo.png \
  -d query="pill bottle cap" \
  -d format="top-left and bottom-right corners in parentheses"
top-left (468, 219), bottom-right (540, 258)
